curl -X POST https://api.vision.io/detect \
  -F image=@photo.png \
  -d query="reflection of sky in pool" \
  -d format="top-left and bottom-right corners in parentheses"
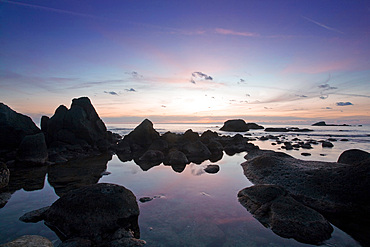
top-left (0, 151), bottom-right (361, 246)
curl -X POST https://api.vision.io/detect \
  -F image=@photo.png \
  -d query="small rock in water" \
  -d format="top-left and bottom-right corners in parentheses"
top-left (340, 139), bottom-right (349, 142)
top-left (301, 153), bottom-right (311, 156)
top-left (139, 197), bottom-right (153, 203)
top-left (322, 141), bottom-right (334, 148)
top-left (204, 164), bottom-right (220, 174)
top-left (320, 154), bottom-right (327, 156)
top-left (101, 171), bottom-right (111, 176)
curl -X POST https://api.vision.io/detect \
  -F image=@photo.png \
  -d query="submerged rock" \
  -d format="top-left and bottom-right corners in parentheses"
top-left (238, 185), bottom-right (333, 244)
top-left (0, 235), bottom-right (53, 247)
top-left (204, 164), bottom-right (220, 174)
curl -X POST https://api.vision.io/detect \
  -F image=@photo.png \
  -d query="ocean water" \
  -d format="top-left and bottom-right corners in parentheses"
top-left (0, 123), bottom-right (369, 246)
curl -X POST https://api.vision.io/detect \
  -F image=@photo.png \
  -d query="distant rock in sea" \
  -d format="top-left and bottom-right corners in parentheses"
top-left (312, 121), bottom-right (350, 126)
top-left (220, 119), bottom-right (264, 132)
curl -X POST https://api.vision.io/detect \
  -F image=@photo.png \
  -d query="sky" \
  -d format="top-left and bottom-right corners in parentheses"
top-left (1, 0), bottom-right (369, 125)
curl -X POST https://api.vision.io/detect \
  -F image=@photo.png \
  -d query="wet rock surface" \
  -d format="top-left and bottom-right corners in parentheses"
top-left (0, 235), bottom-right (53, 247)
top-left (20, 183), bottom-right (145, 246)
top-left (238, 185), bottom-right (333, 244)
top-left (242, 149), bottom-right (370, 246)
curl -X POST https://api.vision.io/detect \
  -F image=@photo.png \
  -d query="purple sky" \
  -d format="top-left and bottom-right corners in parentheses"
top-left (1, 0), bottom-right (369, 124)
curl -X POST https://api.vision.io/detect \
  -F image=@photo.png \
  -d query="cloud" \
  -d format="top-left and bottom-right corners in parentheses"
top-left (336, 102), bottom-right (353, 106)
top-left (125, 88), bottom-right (137, 92)
top-left (190, 79), bottom-right (196, 84)
top-left (302, 16), bottom-right (344, 34)
top-left (319, 95), bottom-right (329, 100)
top-left (319, 83), bottom-right (337, 90)
top-left (126, 71), bottom-right (143, 79)
top-left (296, 94), bottom-right (308, 98)
top-left (322, 107), bottom-right (332, 109)
top-left (104, 91), bottom-right (119, 96)
top-left (246, 94), bottom-right (251, 97)
top-left (192, 72), bottom-right (213, 80)
top-left (215, 28), bottom-right (259, 37)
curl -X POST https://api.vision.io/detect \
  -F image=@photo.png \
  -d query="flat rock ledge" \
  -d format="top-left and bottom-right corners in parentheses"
top-left (238, 184), bottom-right (333, 244)
top-left (0, 235), bottom-right (53, 247)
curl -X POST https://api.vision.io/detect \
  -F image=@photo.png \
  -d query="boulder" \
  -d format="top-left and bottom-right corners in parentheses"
top-left (183, 129), bottom-right (199, 143)
top-left (44, 183), bottom-right (142, 244)
top-left (0, 235), bottom-right (53, 247)
top-left (46, 97), bottom-right (109, 147)
top-left (0, 103), bottom-right (40, 150)
top-left (16, 133), bottom-right (48, 164)
top-left (312, 121), bottom-right (327, 126)
top-left (322, 141), bottom-right (334, 148)
top-left (338, 149), bottom-right (370, 165)
top-left (164, 149), bottom-right (189, 167)
top-left (246, 123), bottom-right (264, 129)
top-left (182, 141), bottom-right (211, 163)
top-left (40, 115), bottom-right (49, 133)
top-left (0, 162), bottom-right (10, 188)
top-left (126, 119), bottom-right (160, 149)
top-left (238, 185), bottom-right (333, 244)
top-left (220, 119), bottom-right (249, 132)
top-left (204, 164), bottom-right (220, 174)
top-left (136, 150), bottom-right (164, 171)
top-left (200, 130), bottom-right (218, 144)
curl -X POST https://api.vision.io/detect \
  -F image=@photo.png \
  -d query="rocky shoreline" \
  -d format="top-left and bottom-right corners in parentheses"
top-left (1, 97), bottom-right (369, 246)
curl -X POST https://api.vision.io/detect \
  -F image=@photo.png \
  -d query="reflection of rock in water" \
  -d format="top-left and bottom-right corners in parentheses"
top-left (0, 163), bottom-right (48, 207)
top-left (48, 153), bottom-right (112, 196)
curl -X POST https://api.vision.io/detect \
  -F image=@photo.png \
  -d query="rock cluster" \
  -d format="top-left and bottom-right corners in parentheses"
top-left (115, 120), bottom-right (259, 172)
top-left (20, 183), bottom-right (146, 247)
top-left (241, 149), bottom-right (370, 245)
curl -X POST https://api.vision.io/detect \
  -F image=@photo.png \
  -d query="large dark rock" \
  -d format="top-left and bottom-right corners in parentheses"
top-left (46, 97), bottom-right (108, 148)
top-left (16, 133), bottom-right (48, 164)
top-left (163, 149), bottom-right (189, 167)
top-left (220, 119), bottom-right (249, 132)
top-left (44, 183), bottom-right (143, 245)
top-left (183, 129), bottom-right (199, 143)
top-left (0, 162), bottom-right (10, 189)
top-left (238, 185), bottom-right (333, 244)
top-left (0, 103), bottom-right (40, 150)
top-left (135, 150), bottom-right (164, 171)
top-left (204, 164), bottom-right (220, 174)
top-left (182, 141), bottom-right (211, 163)
top-left (126, 119), bottom-right (160, 150)
top-left (338, 149), bottom-right (370, 165)
top-left (242, 149), bottom-right (370, 246)
top-left (245, 123), bottom-right (264, 129)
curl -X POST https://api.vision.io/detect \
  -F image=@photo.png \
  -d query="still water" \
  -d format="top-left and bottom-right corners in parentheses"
top-left (1, 123), bottom-right (368, 246)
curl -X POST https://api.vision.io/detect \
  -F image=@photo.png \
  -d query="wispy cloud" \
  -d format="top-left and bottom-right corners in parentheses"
top-left (125, 71), bottom-right (143, 79)
top-left (190, 71), bottom-right (213, 84)
top-left (336, 102), bottom-right (353, 106)
top-left (302, 16), bottom-right (344, 34)
top-left (104, 91), bottom-right (119, 96)
top-left (125, 88), bottom-right (137, 92)
top-left (215, 28), bottom-right (259, 37)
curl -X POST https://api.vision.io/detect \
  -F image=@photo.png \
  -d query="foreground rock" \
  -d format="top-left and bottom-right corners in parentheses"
top-left (220, 119), bottom-right (263, 132)
top-left (338, 149), bottom-right (370, 165)
top-left (0, 162), bottom-right (10, 188)
top-left (238, 185), bottom-right (333, 244)
top-left (16, 133), bottom-right (48, 164)
top-left (204, 164), bottom-right (220, 174)
top-left (20, 183), bottom-right (145, 246)
top-left (242, 149), bottom-right (370, 245)
top-left (0, 235), bottom-right (53, 247)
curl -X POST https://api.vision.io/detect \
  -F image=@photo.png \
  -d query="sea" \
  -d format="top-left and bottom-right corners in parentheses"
top-left (0, 123), bottom-right (369, 246)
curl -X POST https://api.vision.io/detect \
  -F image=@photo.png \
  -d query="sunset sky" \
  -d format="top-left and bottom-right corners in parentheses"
top-left (1, 0), bottom-right (369, 124)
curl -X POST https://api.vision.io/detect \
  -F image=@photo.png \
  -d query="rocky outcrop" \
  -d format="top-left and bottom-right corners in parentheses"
top-left (0, 162), bottom-right (10, 189)
top-left (125, 119), bottom-right (160, 150)
top-left (0, 235), bottom-right (53, 247)
top-left (0, 103), bottom-right (40, 151)
top-left (238, 185), bottom-right (333, 244)
top-left (338, 149), bottom-right (370, 165)
top-left (220, 119), bottom-right (250, 132)
top-left (264, 127), bottom-right (313, 132)
top-left (16, 133), bottom-right (48, 164)
top-left (242, 149), bottom-right (370, 246)
top-left (312, 121), bottom-right (350, 126)
top-left (20, 183), bottom-right (145, 246)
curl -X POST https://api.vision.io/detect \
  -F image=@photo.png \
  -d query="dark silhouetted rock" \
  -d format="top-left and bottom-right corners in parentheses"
top-left (44, 183), bottom-right (142, 244)
top-left (220, 119), bottom-right (249, 132)
top-left (183, 129), bottom-right (199, 142)
top-left (164, 149), bottom-right (189, 167)
top-left (139, 197), bottom-right (153, 203)
top-left (0, 235), bottom-right (53, 247)
top-left (322, 141), bottom-right (334, 148)
top-left (200, 130), bottom-right (218, 144)
top-left (238, 185), bottom-right (333, 244)
top-left (242, 150), bottom-right (370, 215)
top-left (204, 164), bottom-right (220, 174)
top-left (0, 103), bottom-right (40, 151)
top-left (136, 150), bottom-right (164, 171)
top-left (246, 123), bottom-right (264, 129)
top-left (19, 206), bottom-right (50, 223)
top-left (264, 127), bottom-right (289, 132)
top-left (126, 119), bottom-right (160, 149)
top-left (16, 133), bottom-right (48, 164)
top-left (0, 162), bottom-right (10, 189)
top-left (47, 97), bottom-right (109, 148)
top-left (312, 121), bottom-right (350, 126)
top-left (148, 139), bottom-right (169, 153)
top-left (40, 115), bottom-right (49, 133)
top-left (338, 149), bottom-right (370, 165)
top-left (301, 152), bottom-right (311, 156)
top-left (182, 141), bottom-right (211, 163)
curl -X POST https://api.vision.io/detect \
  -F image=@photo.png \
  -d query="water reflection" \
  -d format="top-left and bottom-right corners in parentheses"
top-left (48, 153), bottom-right (112, 196)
